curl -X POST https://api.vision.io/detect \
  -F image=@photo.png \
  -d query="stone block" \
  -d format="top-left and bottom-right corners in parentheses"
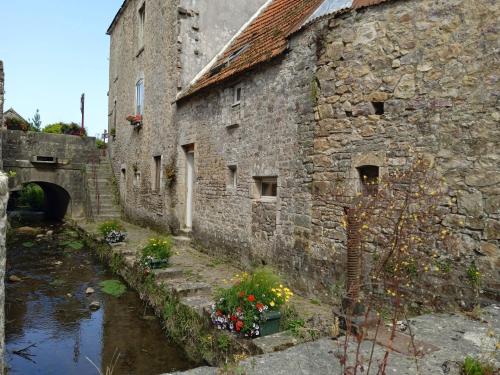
top-left (484, 220), bottom-right (500, 240)
top-left (394, 74), bottom-right (416, 99)
top-left (457, 190), bottom-right (483, 217)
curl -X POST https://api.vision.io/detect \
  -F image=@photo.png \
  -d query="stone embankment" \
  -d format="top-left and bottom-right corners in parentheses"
top-left (77, 220), bottom-right (336, 365)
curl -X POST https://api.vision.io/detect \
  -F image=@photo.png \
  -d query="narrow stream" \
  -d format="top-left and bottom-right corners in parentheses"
top-left (5, 218), bottom-right (195, 375)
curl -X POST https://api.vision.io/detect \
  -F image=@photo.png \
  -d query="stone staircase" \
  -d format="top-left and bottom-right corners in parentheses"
top-left (86, 156), bottom-right (121, 221)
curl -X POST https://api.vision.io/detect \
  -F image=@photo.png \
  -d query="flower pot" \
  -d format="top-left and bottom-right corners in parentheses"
top-left (145, 258), bottom-right (169, 269)
top-left (259, 310), bottom-right (281, 337)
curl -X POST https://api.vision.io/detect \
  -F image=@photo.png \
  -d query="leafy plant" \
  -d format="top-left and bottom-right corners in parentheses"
top-left (7, 170), bottom-right (17, 178)
top-left (109, 128), bottom-right (116, 137)
top-left (141, 237), bottom-right (173, 264)
top-left (5, 117), bottom-right (29, 131)
top-left (466, 263), bottom-right (481, 287)
top-left (96, 139), bottom-right (107, 149)
top-left (63, 240), bottom-right (84, 250)
top-left (28, 109), bottom-right (42, 132)
top-left (18, 183), bottom-right (44, 210)
top-left (463, 356), bottom-right (495, 375)
top-left (105, 230), bottom-right (126, 244)
top-left (42, 122), bottom-right (86, 136)
top-left (22, 241), bottom-right (34, 248)
top-left (98, 220), bottom-right (124, 237)
top-left (99, 279), bottom-right (127, 297)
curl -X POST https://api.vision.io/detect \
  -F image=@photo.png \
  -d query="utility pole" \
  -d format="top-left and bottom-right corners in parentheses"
top-left (80, 93), bottom-right (85, 134)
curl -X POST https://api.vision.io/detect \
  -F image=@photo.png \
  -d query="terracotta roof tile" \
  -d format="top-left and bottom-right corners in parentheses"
top-left (178, 0), bottom-right (325, 100)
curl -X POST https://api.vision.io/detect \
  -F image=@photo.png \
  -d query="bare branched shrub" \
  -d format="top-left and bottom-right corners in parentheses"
top-left (332, 154), bottom-right (469, 374)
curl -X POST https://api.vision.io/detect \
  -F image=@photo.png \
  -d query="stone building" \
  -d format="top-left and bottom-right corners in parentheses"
top-left (107, 0), bottom-right (267, 229)
top-left (109, 0), bottom-right (500, 297)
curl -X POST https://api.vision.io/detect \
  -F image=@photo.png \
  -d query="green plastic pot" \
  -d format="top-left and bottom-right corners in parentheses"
top-left (259, 310), bottom-right (281, 337)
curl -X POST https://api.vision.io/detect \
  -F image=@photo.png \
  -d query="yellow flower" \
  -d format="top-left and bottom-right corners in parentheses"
top-left (270, 301), bottom-right (275, 307)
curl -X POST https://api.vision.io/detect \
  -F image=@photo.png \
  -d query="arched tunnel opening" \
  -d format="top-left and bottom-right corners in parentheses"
top-left (7, 181), bottom-right (71, 221)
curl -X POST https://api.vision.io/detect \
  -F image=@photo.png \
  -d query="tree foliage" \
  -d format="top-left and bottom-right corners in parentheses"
top-left (28, 109), bottom-right (42, 132)
top-left (42, 122), bottom-right (86, 136)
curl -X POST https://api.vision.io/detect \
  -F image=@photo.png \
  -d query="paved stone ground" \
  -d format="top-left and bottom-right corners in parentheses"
top-left (79, 220), bottom-right (336, 347)
top-left (167, 305), bottom-right (500, 375)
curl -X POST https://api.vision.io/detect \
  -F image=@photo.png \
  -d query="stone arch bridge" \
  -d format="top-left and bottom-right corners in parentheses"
top-left (1, 130), bottom-right (100, 220)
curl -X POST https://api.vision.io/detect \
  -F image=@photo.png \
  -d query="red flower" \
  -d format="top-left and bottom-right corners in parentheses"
top-left (247, 294), bottom-right (255, 303)
top-left (216, 310), bottom-right (222, 317)
top-left (256, 302), bottom-right (264, 311)
top-left (231, 315), bottom-right (238, 322)
top-left (238, 291), bottom-right (245, 298)
top-left (235, 320), bottom-right (244, 332)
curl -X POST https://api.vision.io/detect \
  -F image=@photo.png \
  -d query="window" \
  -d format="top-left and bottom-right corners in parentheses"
top-left (138, 4), bottom-right (145, 49)
top-left (136, 79), bottom-right (144, 115)
top-left (372, 102), bottom-right (384, 115)
top-left (233, 85), bottom-right (242, 106)
top-left (357, 165), bottom-right (379, 196)
top-left (134, 171), bottom-right (141, 187)
top-left (227, 165), bottom-right (237, 189)
top-left (254, 177), bottom-right (278, 199)
top-left (153, 155), bottom-right (161, 191)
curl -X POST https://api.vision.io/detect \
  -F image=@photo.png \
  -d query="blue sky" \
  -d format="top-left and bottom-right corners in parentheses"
top-left (0, 0), bottom-right (123, 138)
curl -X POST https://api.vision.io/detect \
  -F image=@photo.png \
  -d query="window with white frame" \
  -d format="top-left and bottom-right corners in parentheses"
top-left (138, 3), bottom-right (145, 49)
top-left (136, 79), bottom-right (144, 115)
top-left (233, 85), bottom-right (242, 106)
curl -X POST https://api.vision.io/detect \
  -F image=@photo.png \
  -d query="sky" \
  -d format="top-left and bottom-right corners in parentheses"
top-left (0, 0), bottom-right (123, 138)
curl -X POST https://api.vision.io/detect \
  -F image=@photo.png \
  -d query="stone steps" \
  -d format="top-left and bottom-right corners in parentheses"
top-left (153, 267), bottom-right (184, 280)
top-left (180, 295), bottom-right (214, 317)
top-left (251, 331), bottom-right (300, 354)
top-left (162, 279), bottom-right (212, 298)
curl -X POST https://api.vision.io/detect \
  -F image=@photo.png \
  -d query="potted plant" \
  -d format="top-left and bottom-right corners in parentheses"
top-left (211, 268), bottom-right (293, 338)
top-left (126, 114), bottom-right (142, 126)
top-left (140, 237), bottom-right (172, 270)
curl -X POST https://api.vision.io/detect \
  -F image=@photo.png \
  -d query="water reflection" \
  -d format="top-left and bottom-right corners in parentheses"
top-left (6, 221), bottom-right (195, 374)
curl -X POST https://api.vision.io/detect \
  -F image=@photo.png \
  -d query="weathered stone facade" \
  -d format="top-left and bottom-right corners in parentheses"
top-left (110, 0), bottom-right (500, 298)
top-left (0, 173), bottom-right (7, 373)
top-left (108, 0), bottom-right (266, 230)
top-left (310, 0), bottom-right (499, 294)
top-left (176, 25), bottom-right (321, 291)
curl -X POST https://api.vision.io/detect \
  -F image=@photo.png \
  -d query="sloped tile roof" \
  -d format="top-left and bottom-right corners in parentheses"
top-left (178, 0), bottom-right (325, 100)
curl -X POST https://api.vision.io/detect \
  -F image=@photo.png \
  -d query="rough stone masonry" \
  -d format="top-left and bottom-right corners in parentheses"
top-left (0, 173), bottom-right (8, 373)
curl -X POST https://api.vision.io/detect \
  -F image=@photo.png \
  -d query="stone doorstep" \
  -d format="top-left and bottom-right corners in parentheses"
top-left (163, 279), bottom-right (212, 298)
top-left (173, 236), bottom-right (192, 244)
top-left (153, 267), bottom-right (184, 280)
top-left (251, 331), bottom-right (301, 354)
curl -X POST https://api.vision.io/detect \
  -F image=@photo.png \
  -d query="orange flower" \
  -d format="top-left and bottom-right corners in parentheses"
top-left (247, 294), bottom-right (255, 302)
top-left (238, 291), bottom-right (245, 298)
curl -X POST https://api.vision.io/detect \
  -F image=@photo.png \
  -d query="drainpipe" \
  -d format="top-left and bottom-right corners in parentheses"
top-left (343, 207), bottom-right (364, 316)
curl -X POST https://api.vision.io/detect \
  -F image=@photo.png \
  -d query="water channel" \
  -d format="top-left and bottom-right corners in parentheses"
top-left (5, 217), bottom-right (195, 374)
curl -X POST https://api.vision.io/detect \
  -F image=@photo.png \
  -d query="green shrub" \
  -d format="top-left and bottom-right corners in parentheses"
top-left (18, 183), bottom-right (45, 210)
top-left (5, 117), bottom-right (29, 131)
top-left (42, 122), bottom-right (87, 136)
top-left (98, 220), bottom-right (124, 237)
top-left (463, 356), bottom-right (495, 375)
top-left (466, 263), bottom-right (481, 287)
top-left (96, 139), bottom-right (107, 149)
top-left (141, 236), bottom-right (173, 261)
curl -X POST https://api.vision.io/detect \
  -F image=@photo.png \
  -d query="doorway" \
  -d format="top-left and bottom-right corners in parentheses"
top-left (184, 145), bottom-right (195, 229)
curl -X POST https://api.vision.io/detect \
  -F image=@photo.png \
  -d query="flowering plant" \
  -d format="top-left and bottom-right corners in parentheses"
top-left (211, 268), bottom-right (293, 337)
top-left (140, 236), bottom-right (172, 271)
top-left (126, 114), bottom-right (142, 125)
top-left (105, 230), bottom-right (126, 244)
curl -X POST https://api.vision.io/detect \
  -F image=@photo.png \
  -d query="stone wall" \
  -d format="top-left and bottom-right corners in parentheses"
top-left (175, 24), bottom-right (326, 292)
top-left (311, 0), bottom-right (500, 296)
top-left (0, 61), bottom-right (4, 132)
top-left (0, 172), bottom-right (8, 373)
top-left (1, 130), bottom-right (99, 219)
top-left (108, 0), bottom-right (269, 231)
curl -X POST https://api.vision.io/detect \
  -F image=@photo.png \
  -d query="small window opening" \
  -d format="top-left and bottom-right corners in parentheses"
top-left (138, 4), bottom-right (145, 49)
top-left (233, 86), bottom-right (242, 106)
top-left (134, 171), bottom-right (141, 187)
top-left (357, 165), bottom-right (379, 196)
top-left (153, 156), bottom-right (161, 191)
top-left (372, 102), bottom-right (384, 115)
top-left (345, 111), bottom-right (353, 118)
top-left (121, 168), bottom-right (126, 181)
top-left (254, 177), bottom-right (278, 199)
top-left (227, 165), bottom-right (237, 189)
